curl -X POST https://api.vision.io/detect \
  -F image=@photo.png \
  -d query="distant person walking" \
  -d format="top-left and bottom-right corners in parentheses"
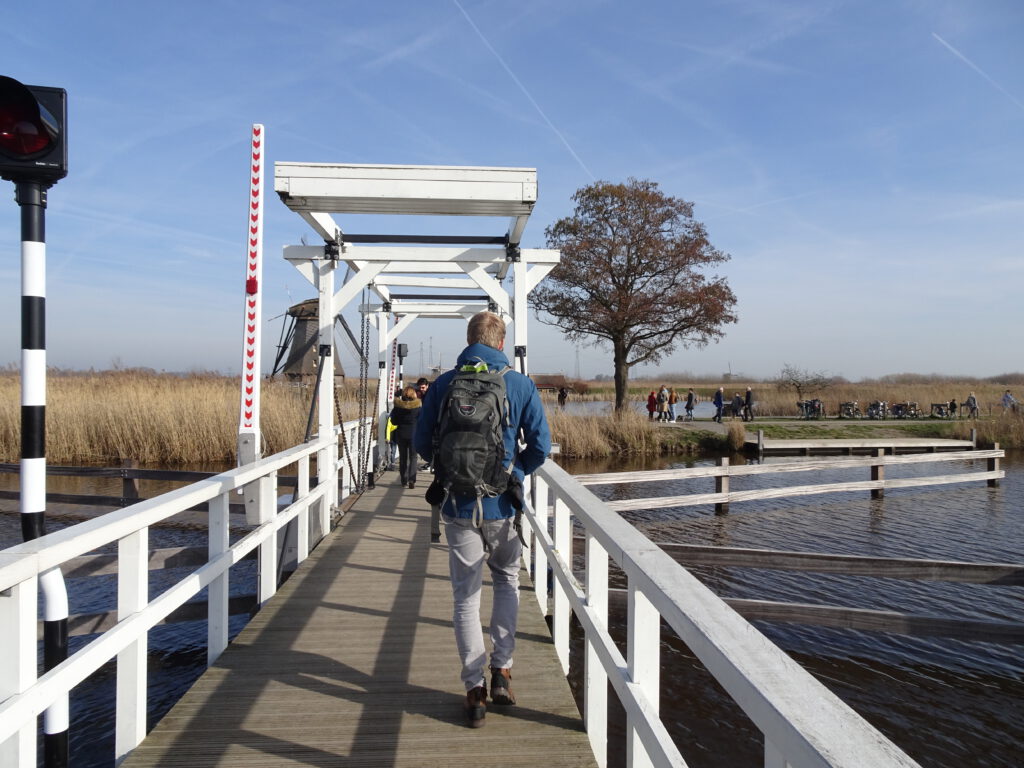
top-left (965, 392), bottom-right (979, 419)
top-left (743, 386), bottom-right (754, 422)
top-left (388, 385), bottom-right (422, 489)
top-left (731, 392), bottom-right (744, 421)
top-left (1002, 390), bottom-right (1018, 413)
top-left (949, 398), bottom-right (958, 419)
top-left (668, 387), bottom-right (679, 421)
top-left (647, 391), bottom-right (657, 420)
top-left (657, 385), bottom-right (669, 421)
top-left (685, 388), bottom-right (696, 421)
top-left (557, 386), bottom-right (568, 408)
top-left (713, 387), bottom-right (724, 423)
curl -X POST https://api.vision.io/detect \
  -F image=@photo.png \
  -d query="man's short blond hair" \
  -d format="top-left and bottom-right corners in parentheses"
top-left (467, 311), bottom-right (505, 348)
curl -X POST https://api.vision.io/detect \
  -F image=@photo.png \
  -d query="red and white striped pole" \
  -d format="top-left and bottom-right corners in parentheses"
top-left (237, 125), bottom-right (263, 467)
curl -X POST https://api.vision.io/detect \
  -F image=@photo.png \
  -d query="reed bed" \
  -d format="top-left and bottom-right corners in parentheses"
top-left (3, 371), bottom-right (1019, 464)
top-left (0, 372), bottom-right (330, 465)
top-left (545, 406), bottom-right (710, 458)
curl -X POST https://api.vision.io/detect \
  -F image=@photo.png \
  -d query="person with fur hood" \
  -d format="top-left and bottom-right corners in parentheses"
top-left (389, 385), bottom-right (422, 489)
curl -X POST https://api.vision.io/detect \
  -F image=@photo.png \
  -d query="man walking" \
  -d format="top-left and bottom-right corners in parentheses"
top-left (743, 386), bottom-right (755, 422)
top-left (414, 312), bottom-right (551, 728)
top-left (713, 387), bottom-right (724, 423)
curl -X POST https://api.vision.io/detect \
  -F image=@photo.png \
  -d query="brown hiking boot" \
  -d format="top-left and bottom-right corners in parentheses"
top-left (464, 684), bottom-right (487, 727)
top-left (489, 667), bottom-right (516, 706)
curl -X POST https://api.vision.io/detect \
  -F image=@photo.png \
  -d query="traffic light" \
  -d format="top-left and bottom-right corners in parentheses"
top-left (0, 75), bottom-right (67, 183)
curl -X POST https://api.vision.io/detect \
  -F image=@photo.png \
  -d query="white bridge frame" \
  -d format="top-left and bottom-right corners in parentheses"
top-left (275, 163), bottom-right (559, 465)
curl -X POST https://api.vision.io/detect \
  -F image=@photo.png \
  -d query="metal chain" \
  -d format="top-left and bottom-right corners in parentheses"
top-left (334, 380), bottom-right (357, 489)
top-left (355, 289), bottom-right (371, 491)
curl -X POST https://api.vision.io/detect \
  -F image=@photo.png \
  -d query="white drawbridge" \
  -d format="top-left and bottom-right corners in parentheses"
top-left (274, 162), bottom-right (560, 472)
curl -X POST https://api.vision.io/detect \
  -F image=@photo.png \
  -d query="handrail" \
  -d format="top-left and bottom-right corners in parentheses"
top-left (528, 460), bottom-right (922, 768)
top-left (0, 418), bottom-right (372, 767)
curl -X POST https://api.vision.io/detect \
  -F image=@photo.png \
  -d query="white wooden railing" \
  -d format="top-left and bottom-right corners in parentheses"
top-left (526, 460), bottom-right (923, 768)
top-left (0, 418), bottom-right (372, 768)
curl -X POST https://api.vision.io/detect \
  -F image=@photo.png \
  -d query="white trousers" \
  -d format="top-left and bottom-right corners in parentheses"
top-left (444, 514), bottom-right (521, 691)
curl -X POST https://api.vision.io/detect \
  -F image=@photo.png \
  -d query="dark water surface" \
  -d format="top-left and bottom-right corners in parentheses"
top-left (561, 451), bottom-right (1023, 768)
top-left (1, 452), bottom-right (1021, 767)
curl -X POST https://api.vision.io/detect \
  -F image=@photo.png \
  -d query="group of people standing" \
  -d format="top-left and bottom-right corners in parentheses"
top-left (647, 386), bottom-right (698, 421)
top-left (711, 386), bottom-right (755, 423)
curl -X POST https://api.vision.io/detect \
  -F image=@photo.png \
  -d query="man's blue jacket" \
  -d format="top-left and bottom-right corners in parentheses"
top-left (414, 342), bottom-right (551, 520)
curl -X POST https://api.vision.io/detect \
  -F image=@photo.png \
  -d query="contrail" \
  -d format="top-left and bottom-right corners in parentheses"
top-left (932, 33), bottom-right (1024, 112)
top-left (453, 0), bottom-right (595, 179)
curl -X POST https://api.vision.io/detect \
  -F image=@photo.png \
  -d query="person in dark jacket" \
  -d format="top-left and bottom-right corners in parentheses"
top-left (389, 385), bottom-right (422, 489)
top-left (647, 391), bottom-right (657, 420)
top-left (743, 387), bottom-right (755, 422)
top-left (731, 392), bottom-right (744, 420)
top-left (414, 311), bottom-right (551, 728)
top-left (713, 387), bottom-right (724, 423)
top-left (685, 388), bottom-right (696, 420)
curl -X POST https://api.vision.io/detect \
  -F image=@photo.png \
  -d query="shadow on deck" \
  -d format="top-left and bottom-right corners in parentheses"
top-left (122, 475), bottom-right (596, 767)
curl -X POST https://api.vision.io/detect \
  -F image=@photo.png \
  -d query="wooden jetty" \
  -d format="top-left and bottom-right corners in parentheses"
top-left (120, 475), bottom-right (597, 768)
top-left (747, 432), bottom-right (976, 456)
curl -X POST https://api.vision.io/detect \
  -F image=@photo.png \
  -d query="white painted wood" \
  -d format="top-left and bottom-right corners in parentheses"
top-left (553, 496), bottom-right (571, 674)
top-left (207, 493), bottom-right (229, 665)
top-left (523, 508), bottom-right (686, 768)
top-left (535, 460), bottom-right (921, 768)
top-left (115, 528), bottom-right (148, 760)
top-left (274, 162), bottom-right (537, 217)
top-left (513, 260), bottom-right (529, 371)
top-left (257, 473), bottom-right (278, 606)
top-left (461, 263), bottom-right (512, 314)
top-left (0, 572), bottom-right (37, 768)
top-left (330, 261), bottom-right (386, 312)
top-left (297, 457), bottom-right (310, 563)
top-left (532, 476), bottom-right (549, 614)
top-left (585, 533), bottom-right (609, 768)
top-left (607, 470), bottom-right (1002, 512)
top-left (764, 739), bottom-right (789, 768)
top-left (627, 585), bottom-right (660, 768)
top-left (338, 246), bottom-right (560, 264)
top-left (576, 450), bottom-right (1004, 485)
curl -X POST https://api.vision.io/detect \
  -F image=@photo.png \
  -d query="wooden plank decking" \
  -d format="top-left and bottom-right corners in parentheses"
top-left (122, 475), bottom-right (597, 768)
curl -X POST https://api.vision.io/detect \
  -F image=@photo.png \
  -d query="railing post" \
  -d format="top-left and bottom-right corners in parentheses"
top-left (585, 532), bottom-right (609, 768)
top-left (115, 527), bottom-right (149, 761)
top-left (256, 472), bottom-right (278, 605)
top-left (764, 739), bottom-right (790, 768)
top-left (297, 455), bottom-right (311, 558)
top-left (553, 495), bottom-right (570, 674)
top-left (532, 475), bottom-right (550, 615)
top-left (988, 442), bottom-right (1000, 488)
top-left (871, 448), bottom-right (885, 499)
top-left (757, 429), bottom-right (764, 459)
top-left (0, 574), bottom-right (38, 768)
top-left (120, 458), bottom-right (140, 502)
top-left (715, 456), bottom-right (730, 514)
top-left (207, 493), bottom-right (230, 665)
top-left (627, 583), bottom-right (659, 768)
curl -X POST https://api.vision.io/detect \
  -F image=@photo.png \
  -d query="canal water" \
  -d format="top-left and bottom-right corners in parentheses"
top-left (0, 451), bottom-right (1021, 767)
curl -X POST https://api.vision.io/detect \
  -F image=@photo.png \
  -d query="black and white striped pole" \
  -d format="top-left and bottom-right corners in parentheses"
top-left (2, 75), bottom-right (71, 768)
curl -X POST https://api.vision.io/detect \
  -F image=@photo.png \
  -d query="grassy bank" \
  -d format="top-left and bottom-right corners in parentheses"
top-left (545, 407), bottom-right (724, 458)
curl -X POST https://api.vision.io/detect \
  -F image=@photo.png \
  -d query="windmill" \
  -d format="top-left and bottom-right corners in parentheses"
top-left (270, 299), bottom-right (346, 381)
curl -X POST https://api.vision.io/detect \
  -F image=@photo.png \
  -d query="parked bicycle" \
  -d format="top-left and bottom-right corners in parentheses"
top-left (838, 401), bottom-right (862, 419)
top-left (866, 401), bottom-right (888, 420)
top-left (797, 398), bottom-right (825, 420)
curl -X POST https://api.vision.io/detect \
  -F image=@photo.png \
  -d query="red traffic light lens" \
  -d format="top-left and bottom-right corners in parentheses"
top-left (0, 76), bottom-right (57, 158)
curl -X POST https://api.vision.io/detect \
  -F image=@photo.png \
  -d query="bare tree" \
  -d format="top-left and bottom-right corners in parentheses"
top-left (531, 179), bottom-right (737, 412)
top-left (776, 364), bottom-right (833, 401)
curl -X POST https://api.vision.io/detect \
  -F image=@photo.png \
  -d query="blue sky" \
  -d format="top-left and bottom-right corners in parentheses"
top-left (2, 0), bottom-right (1021, 381)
